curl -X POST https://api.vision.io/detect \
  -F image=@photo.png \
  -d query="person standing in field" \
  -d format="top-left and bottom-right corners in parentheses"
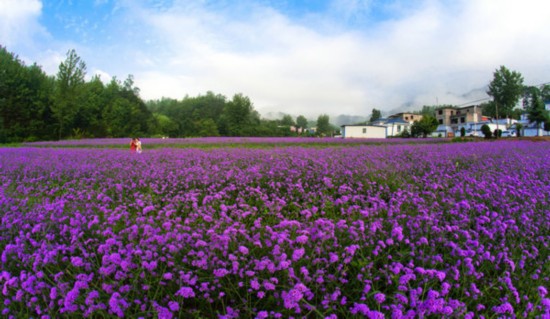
top-left (130, 138), bottom-right (137, 152)
top-left (136, 137), bottom-right (142, 154)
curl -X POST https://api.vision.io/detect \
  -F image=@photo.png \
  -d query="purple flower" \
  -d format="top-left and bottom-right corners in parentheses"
top-left (391, 226), bottom-right (404, 241)
top-left (168, 301), bottom-right (179, 312)
top-left (374, 292), bottom-right (386, 304)
top-left (492, 302), bottom-right (514, 314)
top-left (238, 246), bottom-right (249, 255)
top-left (175, 287), bottom-right (195, 298)
top-left (539, 286), bottom-right (548, 298)
top-left (350, 303), bottom-right (370, 315)
top-left (296, 235), bottom-right (309, 244)
top-left (85, 290), bottom-right (99, 306)
top-left (108, 292), bottom-right (126, 317)
top-left (292, 248), bottom-right (305, 261)
top-left (163, 273), bottom-right (173, 280)
top-left (282, 284), bottom-right (308, 309)
top-left (213, 268), bottom-right (230, 278)
top-left (70, 256), bottom-right (84, 267)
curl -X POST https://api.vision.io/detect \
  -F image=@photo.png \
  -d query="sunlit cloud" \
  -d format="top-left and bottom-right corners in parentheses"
top-left (2, 0), bottom-right (550, 117)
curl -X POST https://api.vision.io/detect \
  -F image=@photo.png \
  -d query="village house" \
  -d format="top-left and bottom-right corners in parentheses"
top-left (388, 112), bottom-right (423, 124)
top-left (371, 117), bottom-right (411, 137)
top-left (340, 125), bottom-right (387, 138)
top-left (434, 105), bottom-right (485, 137)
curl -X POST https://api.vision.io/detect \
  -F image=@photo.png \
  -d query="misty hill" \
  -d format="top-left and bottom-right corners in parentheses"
top-left (261, 111), bottom-right (368, 126)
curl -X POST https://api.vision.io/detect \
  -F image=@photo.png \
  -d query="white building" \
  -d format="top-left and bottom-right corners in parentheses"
top-left (372, 118), bottom-right (411, 137)
top-left (340, 125), bottom-right (387, 138)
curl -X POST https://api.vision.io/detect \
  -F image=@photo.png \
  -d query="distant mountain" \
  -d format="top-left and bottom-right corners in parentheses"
top-left (261, 111), bottom-right (288, 121)
top-left (333, 114), bottom-right (369, 126)
top-left (387, 87), bottom-right (491, 115)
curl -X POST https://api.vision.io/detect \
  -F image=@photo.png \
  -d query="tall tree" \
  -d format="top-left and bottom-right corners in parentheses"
top-left (280, 114), bottom-right (295, 127)
top-left (0, 47), bottom-right (55, 142)
top-left (296, 115), bottom-right (308, 132)
top-left (52, 49), bottom-right (87, 139)
top-left (220, 93), bottom-right (255, 136)
top-left (540, 84), bottom-right (550, 103)
top-left (316, 114), bottom-right (331, 136)
top-left (74, 75), bottom-right (106, 138)
top-left (410, 115), bottom-right (438, 138)
top-left (369, 108), bottom-right (381, 123)
top-left (487, 66), bottom-right (524, 119)
top-left (525, 87), bottom-right (549, 136)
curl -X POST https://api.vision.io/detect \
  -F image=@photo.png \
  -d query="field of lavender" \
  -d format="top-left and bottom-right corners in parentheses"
top-left (1, 140), bottom-right (549, 318)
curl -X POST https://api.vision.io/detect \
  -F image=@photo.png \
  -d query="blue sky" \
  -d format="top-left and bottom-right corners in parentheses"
top-left (2, 0), bottom-right (550, 117)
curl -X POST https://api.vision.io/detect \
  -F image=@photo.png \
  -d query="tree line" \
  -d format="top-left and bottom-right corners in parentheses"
top-left (0, 47), bottom-right (337, 143)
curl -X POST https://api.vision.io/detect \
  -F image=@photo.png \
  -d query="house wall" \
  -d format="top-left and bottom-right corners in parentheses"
top-left (451, 107), bottom-right (479, 124)
top-left (435, 108), bottom-right (455, 126)
top-left (389, 113), bottom-right (423, 124)
top-left (342, 126), bottom-right (387, 138)
top-left (386, 123), bottom-right (410, 136)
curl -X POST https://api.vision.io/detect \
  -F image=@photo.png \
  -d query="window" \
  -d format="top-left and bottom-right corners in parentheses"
top-left (362, 128), bottom-right (366, 133)
top-left (405, 116), bottom-right (408, 120)
top-left (461, 117), bottom-right (465, 123)
top-left (439, 119), bottom-right (443, 124)
top-left (397, 125), bottom-right (401, 132)
top-left (411, 115), bottom-right (414, 119)
top-left (438, 110), bottom-right (442, 115)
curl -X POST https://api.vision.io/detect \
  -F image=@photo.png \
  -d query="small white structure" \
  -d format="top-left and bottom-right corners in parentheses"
top-left (372, 118), bottom-right (411, 137)
top-left (341, 125), bottom-right (387, 138)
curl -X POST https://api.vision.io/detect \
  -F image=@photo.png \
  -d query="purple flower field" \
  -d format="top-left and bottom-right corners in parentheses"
top-left (23, 137), bottom-right (446, 148)
top-left (1, 141), bottom-right (549, 318)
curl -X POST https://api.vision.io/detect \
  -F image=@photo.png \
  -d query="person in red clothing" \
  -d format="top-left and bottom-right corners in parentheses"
top-left (130, 138), bottom-right (137, 152)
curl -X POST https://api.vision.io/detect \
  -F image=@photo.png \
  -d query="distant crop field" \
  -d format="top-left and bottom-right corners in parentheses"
top-left (1, 140), bottom-right (549, 318)
top-left (22, 136), bottom-right (449, 149)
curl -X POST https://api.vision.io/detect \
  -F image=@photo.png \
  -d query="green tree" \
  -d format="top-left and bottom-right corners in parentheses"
top-left (369, 108), bottom-right (381, 123)
top-left (195, 118), bottom-right (220, 137)
top-left (101, 76), bottom-right (152, 137)
top-left (73, 75), bottom-right (106, 138)
top-left (544, 120), bottom-right (550, 134)
top-left (220, 93), bottom-right (256, 136)
top-left (515, 123), bottom-right (523, 137)
top-left (410, 115), bottom-right (438, 138)
top-left (525, 86), bottom-right (549, 136)
top-left (280, 114), bottom-right (295, 127)
top-left (52, 49), bottom-right (87, 139)
top-left (296, 115), bottom-right (308, 132)
top-left (152, 113), bottom-right (179, 137)
top-left (481, 124), bottom-right (492, 139)
top-left (487, 66), bottom-right (524, 119)
top-left (0, 46), bottom-right (55, 142)
top-left (540, 84), bottom-right (550, 102)
top-left (316, 114), bottom-right (331, 136)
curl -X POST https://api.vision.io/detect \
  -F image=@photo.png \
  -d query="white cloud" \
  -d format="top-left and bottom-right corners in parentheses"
top-left (3, 0), bottom-right (550, 118)
top-left (0, 0), bottom-right (46, 49)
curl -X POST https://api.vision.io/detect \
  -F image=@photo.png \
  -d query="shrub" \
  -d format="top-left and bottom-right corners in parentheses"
top-left (481, 124), bottom-right (492, 138)
top-left (516, 123), bottom-right (523, 137)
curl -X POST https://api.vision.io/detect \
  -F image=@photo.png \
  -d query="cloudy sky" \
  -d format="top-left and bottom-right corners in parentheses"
top-left (1, 0), bottom-right (550, 117)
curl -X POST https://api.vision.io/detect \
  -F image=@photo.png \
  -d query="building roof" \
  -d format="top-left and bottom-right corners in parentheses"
top-left (341, 124), bottom-right (387, 128)
top-left (385, 118), bottom-right (409, 124)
